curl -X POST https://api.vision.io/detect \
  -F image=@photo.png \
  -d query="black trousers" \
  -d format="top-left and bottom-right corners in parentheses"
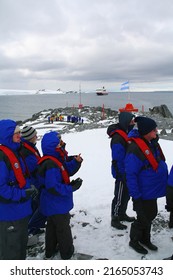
top-left (45, 213), bottom-right (74, 259)
top-left (130, 199), bottom-right (158, 242)
top-left (111, 180), bottom-right (130, 217)
top-left (0, 216), bottom-right (29, 260)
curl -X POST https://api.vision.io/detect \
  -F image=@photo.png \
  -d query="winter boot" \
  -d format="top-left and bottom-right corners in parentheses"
top-left (140, 240), bottom-right (158, 251)
top-left (140, 224), bottom-right (158, 250)
top-left (119, 214), bottom-right (135, 222)
top-left (61, 244), bottom-right (74, 260)
top-left (129, 240), bottom-right (148, 254)
top-left (111, 216), bottom-right (127, 230)
top-left (168, 212), bottom-right (173, 228)
top-left (44, 255), bottom-right (54, 260)
top-left (163, 255), bottom-right (173, 260)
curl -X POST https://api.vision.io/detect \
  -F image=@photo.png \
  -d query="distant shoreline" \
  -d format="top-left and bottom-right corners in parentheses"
top-left (1, 90), bottom-right (173, 96)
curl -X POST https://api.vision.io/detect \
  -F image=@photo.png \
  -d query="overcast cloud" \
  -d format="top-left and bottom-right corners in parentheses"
top-left (1, 0), bottom-right (173, 91)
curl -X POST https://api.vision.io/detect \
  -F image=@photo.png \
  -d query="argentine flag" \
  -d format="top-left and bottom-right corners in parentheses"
top-left (120, 81), bottom-right (129, 91)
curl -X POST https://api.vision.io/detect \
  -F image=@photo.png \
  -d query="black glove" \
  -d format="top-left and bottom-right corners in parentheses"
top-left (165, 185), bottom-right (173, 212)
top-left (133, 198), bottom-right (143, 214)
top-left (71, 178), bottom-right (83, 192)
top-left (25, 185), bottom-right (38, 199)
top-left (133, 198), bottom-right (148, 226)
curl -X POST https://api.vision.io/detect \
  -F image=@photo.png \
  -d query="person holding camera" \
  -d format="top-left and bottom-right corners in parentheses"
top-left (37, 131), bottom-right (83, 260)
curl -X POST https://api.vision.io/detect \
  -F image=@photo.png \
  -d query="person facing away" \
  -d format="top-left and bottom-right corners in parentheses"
top-left (164, 164), bottom-right (173, 259)
top-left (107, 112), bottom-right (135, 230)
top-left (20, 126), bottom-right (46, 236)
top-left (37, 131), bottom-right (83, 260)
top-left (166, 165), bottom-right (173, 229)
top-left (0, 120), bottom-right (36, 260)
top-left (125, 116), bottom-right (168, 255)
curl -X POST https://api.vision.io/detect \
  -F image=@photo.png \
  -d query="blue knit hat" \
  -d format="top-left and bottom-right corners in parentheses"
top-left (135, 116), bottom-right (157, 136)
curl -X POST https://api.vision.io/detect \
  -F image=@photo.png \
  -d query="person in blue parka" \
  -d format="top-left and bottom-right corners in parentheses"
top-left (0, 119), bottom-right (36, 260)
top-left (20, 126), bottom-right (47, 237)
top-left (125, 117), bottom-right (168, 255)
top-left (166, 167), bottom-right (173, 229)
top-left (38, 131), bottom-right (83, 260)
top-left (107, 112), bottom-right (135, 230)
top-left (164, 165), bottom-right (173, 259)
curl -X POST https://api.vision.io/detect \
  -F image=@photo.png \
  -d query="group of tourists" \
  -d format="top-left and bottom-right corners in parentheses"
top-left (0, 119), bottom-right (83, 260)
top-left (48, 114), bottom-right (84, 124)
top-left (48, 114), bottom-right (64, 123)
top-left (107, 112), bottom-right (173, 259)
top-left (0, 112), bottom-right (173, 260)
top-left (67, 115), bottom-right (84, 123)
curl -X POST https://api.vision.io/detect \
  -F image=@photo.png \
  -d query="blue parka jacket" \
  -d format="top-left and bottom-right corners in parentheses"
top-left (107, 112), bottom-right (134, 181)
top-left (107, 123), bottom-right (127, 180)
top-left (107, 112), bottom-right (134, 180)
top-left (38, 131), bottom-right (81, 216)
top-left (0, 120), bottom-right (32, 221)
top-left (125, 129), bottom-right (168, 200)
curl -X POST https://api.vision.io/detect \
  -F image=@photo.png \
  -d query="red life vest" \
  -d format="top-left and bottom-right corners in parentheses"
top-left (130, 137), bottom-right (165, 171)
top-left (22, 142), bottom-right (41, 160)
top-left (109, 129), bottom-right (129, 142)
top-left (38, 156), bottom-right (70, 184)
top-left (55, 147), bottom-right (68, 161)
top-left (0, 145), bottom-right (26, 188)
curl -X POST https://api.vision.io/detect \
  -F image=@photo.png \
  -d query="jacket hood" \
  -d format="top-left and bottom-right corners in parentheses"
top-left (41, 131), bottom-right (60, 156)
top-left (0, 119), bottom-right (20, 150)
top-left (107, 123), bottom-right (120, 137)
top-left (118, 112), bottom-right (135, 131)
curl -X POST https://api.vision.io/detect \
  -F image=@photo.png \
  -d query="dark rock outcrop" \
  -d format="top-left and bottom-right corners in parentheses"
top-left (149, 104), bottom-right (173, 118)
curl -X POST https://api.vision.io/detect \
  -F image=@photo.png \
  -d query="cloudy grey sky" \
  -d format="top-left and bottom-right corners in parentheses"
top-left (1, 0), bottom-right (173, 91)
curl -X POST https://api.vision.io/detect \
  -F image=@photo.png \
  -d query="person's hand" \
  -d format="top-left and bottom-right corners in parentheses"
top-left (133, 198), bottom-right (144, 214)
top-left (133, 198), bottom-right (149, 226)
top-left (71, 178), bottom-right (83, 191)
top-left (75, 154), bottom-right (83, 163)
top-left (25, 185), bottom-right (38, 199)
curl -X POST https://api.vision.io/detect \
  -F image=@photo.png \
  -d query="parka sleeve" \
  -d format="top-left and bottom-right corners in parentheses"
top-left (65, 158), bottom-right (82, 176)
top-left (125, 152), bottom-right (143, 199)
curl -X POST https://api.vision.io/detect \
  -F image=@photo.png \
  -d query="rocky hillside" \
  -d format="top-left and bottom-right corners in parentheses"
top-left (19, 104), bottom-right (173, 140)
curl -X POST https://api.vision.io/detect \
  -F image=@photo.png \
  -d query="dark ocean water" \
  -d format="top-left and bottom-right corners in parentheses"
top-left (0, 91), bottom-right (173, 121)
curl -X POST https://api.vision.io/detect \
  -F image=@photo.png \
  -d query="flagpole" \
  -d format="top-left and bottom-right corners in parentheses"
top-left (119, 80), bottom-right (138, 112)
top-left (78, 82), bottom-right (83, 109)
top-left (128, 80), bottom-right (130, 102)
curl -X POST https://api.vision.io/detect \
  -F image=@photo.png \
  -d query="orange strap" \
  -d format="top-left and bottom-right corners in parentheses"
top-left (0, 145), bottom-right (26, 188)
top-left (38, 155), bottom-right (70, 184)
top-left (109, 129), bottom-right (129, 142)
top-left (22, 142), bottom-right (41, 160)
top-left (130, 138), bottom-right (159, 171)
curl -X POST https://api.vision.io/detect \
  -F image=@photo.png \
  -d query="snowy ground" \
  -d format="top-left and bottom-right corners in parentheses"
top-left (24, 118), bottom-right (173, 260)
